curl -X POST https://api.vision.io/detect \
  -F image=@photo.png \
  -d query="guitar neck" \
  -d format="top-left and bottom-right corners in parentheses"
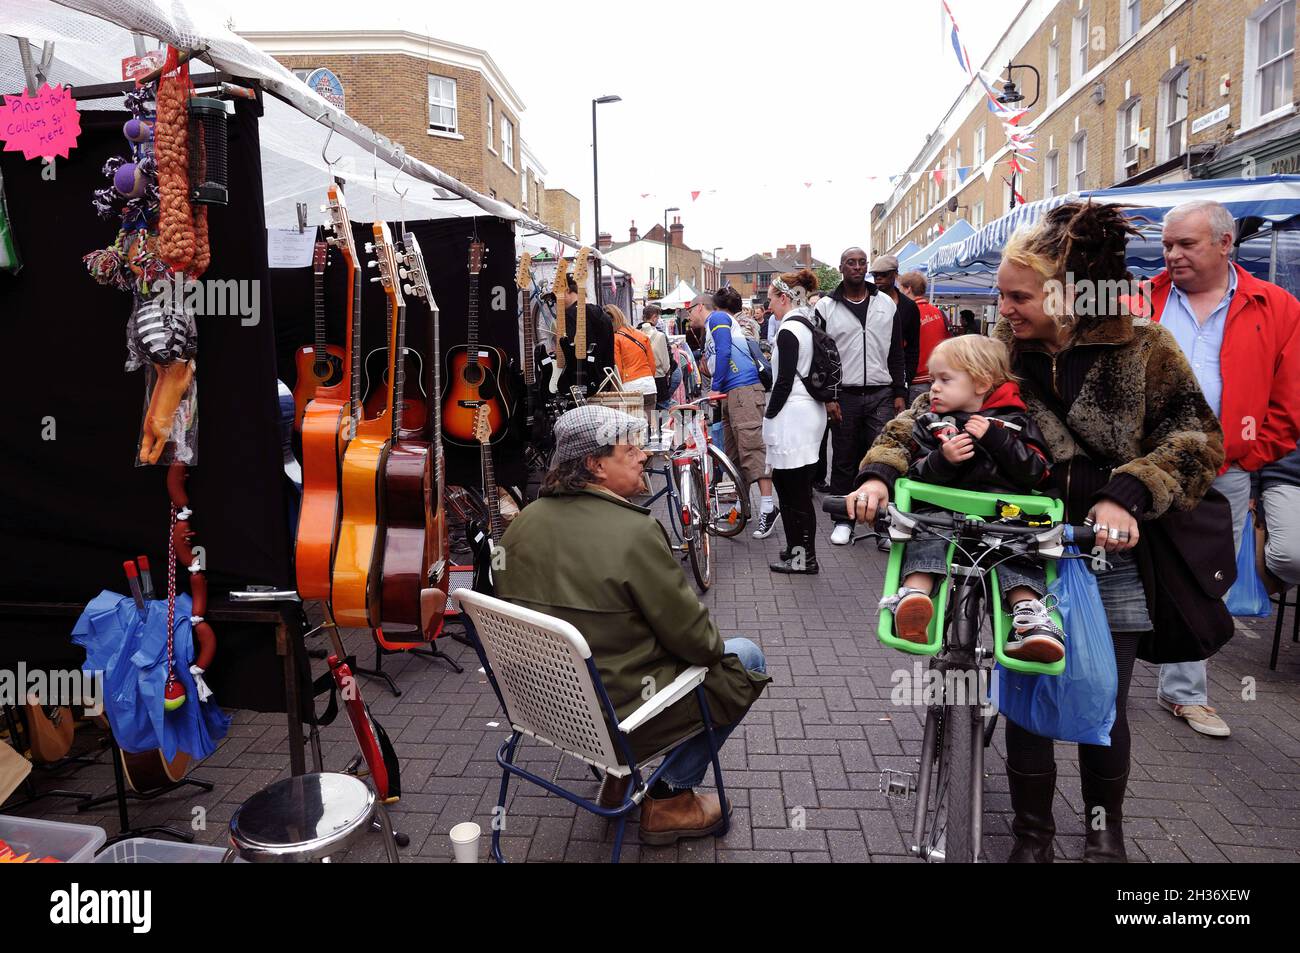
top-left (390, 299), bottom-right (406, 439)
top-left (521, 289), bottom-right (536, 386)
top-left (482, 446), bottom-right (505, 543)
top-left (313, 267), bottom-right (326, 363)
top-left (467, 275), bottom-right (480, 369)
top-left (347, 253), bottom-right (361, 416)
top-left (574, 295), bottom-right (588, 386)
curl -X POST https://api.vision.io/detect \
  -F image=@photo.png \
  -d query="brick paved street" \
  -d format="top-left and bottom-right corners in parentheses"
top-left (11, 486), bottom-right (1300, 863)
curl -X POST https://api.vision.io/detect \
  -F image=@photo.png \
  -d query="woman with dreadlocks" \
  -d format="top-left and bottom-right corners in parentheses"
top-left (849, 202), bottom-right (1224, 862)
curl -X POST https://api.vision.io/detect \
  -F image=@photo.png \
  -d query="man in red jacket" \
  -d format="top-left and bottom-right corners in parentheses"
top-left (900, 271), bottom-right (953, 406)
top-left (1149, 199), bottom-right (1300, 738)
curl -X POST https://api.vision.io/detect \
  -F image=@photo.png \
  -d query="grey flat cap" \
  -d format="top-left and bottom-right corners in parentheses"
top-left (552, 404), bottom-right (647, 465)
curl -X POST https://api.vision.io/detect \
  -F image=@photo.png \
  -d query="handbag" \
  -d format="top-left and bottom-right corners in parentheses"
top-left (1135, 487), bottom-right (1238, 663)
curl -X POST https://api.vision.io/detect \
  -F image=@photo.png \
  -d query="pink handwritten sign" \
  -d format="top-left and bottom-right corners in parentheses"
top-left (1, 84), bottom-right (81, 161)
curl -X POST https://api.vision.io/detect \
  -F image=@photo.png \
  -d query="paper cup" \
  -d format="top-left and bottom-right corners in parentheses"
top-left (449, 821), bottom-right (481, 863)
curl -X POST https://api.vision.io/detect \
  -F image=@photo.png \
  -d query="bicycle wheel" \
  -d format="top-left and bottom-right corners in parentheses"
top-left (706, 445), bottom-right (750, 538)
top-left (686, 462), bottom-right (713, 590)
top-left (933, 702), bottom-right (979, 863)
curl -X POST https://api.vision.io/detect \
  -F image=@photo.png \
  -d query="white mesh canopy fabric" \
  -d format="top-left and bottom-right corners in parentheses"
top-left (0, 0), bottom-right (602, 243)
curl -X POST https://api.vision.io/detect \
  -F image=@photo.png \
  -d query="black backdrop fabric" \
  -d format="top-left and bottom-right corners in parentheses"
top-left (269, 214), bottom-right (527, 490)
top-left (0, 100), bottom-right (295, 710)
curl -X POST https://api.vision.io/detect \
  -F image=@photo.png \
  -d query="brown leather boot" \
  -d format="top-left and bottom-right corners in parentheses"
top-left (597, 774), bottom-right (631, 809)
top-left (638, 789), bottom-right (727, 845)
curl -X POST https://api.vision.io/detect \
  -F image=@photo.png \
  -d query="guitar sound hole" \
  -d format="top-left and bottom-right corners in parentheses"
top-left (463, 364), bottom-right (484, 387)
top-left (314, 357), bottom-right (344, 386)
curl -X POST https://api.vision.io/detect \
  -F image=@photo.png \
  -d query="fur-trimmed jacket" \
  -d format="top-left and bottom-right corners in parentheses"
top-left (859, 311), bottom-right (1225, 525)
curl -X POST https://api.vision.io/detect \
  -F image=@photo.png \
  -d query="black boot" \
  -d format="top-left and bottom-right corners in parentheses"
top-left (1006, 764), bottom-right (1056, 863)
top-left (1081, 767), bottom-right (1129, 862)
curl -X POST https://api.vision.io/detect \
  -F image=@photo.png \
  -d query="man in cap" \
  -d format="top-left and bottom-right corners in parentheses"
top-left (814, 247), bottom-right (907, 547)
top-left (494, 404), bottom-right (770, 843)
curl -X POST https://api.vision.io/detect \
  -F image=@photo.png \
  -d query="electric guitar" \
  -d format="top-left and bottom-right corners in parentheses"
top-left (292, 233), bottom-right (345, 431)
top-left (516, 252), bottom-right (538, 429)
top-left (331, 221), bottom-right (402, 628)
top-left (543, 256), bottom-right (570, 395)
top-left (296, 185), bottom-right (361, 601)
top-left (557, 248), bottom-right (597, 395)
top-left (375, 231), bottom-right (445, 644)
top-left (442, 241), bottom-right (513, 446)
top-left (468, 404), bottom-right (508, 596)
top-left (322, 624), bottom-right (400, 802)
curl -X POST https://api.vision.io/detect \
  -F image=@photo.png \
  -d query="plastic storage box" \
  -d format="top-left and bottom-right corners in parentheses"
top-left (0, 815), bottom-right (107, 863)
top-left (92, 836), bottom-right (243, 863)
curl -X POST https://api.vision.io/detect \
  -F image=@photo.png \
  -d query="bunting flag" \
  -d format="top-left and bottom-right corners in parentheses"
top-left (956, 165), bottom-right (972, 182)
top-left (1002, 176), bottom-right (1026, 205)
top-left (943, 0), bottom-right (973, 74)
top-left (690, 190), bottom-right (701, 201)
top-left (932, 168), bottom-right (944, 186)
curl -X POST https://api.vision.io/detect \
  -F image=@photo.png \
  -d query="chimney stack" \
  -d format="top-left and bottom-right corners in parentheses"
top-left (629, 221), bottom-right (639, 242)
top-left (670, 216), bottom-right (684, 248)
top-left (597, 231), bottom-right (613, 250)
top-left (798, 243), bottom-right (812, 266)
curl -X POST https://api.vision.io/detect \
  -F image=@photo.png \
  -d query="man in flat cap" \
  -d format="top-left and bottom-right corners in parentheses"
top-left (493, 404), bottom-right (769, 844)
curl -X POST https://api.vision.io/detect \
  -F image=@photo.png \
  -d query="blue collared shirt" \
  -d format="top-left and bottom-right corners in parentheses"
top-left (1161, 266), bottom-right (1238, 420)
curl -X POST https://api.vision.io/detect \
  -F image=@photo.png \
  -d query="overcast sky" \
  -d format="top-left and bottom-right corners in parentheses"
top-left (225, 0), bottom-right (1023, 264)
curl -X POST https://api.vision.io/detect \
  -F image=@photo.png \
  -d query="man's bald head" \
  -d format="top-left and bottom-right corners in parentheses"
top-left (841, 246), bottom-right (867, 263)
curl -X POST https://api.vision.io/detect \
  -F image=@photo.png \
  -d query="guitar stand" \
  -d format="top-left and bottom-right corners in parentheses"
top-left (76, 735), bottom-right (214, 847)
top-left (0, 705), bottom-right (94, 809)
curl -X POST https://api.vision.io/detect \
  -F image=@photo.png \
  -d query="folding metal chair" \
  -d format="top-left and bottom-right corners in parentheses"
top-left (451, 589), bottom-right (730, 863)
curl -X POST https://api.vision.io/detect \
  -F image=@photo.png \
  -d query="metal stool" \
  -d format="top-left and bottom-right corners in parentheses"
top-left (222, 773), bottom-right (400, 863)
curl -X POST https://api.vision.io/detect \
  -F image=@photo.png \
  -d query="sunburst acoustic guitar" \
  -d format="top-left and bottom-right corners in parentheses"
top-left (442, 241), bottom-right (513, 446)
top-left (331, 221), bottom-right (403, 628)
top-left (296, 185), bottom-right (361, 601)
top-left (292, 231), bottom-right (345, 431)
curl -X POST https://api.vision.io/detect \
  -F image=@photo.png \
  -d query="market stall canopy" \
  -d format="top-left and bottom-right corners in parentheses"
top-left (892, 241), bottom-right (921, 263)
top-left (656, 280), bottom-right (699, 310)
top-left (898, 219), bottom-right (976, 273)
top-left (0, 0), bottom-right (584, 243)
top-left (928, 176), bottom-right (1300, 285)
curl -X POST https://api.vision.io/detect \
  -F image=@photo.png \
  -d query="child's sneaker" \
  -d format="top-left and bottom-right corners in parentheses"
top-left (1005, 599), bottom-right (1065, 663)
top-left (880, 587), bottom-right (934, 645)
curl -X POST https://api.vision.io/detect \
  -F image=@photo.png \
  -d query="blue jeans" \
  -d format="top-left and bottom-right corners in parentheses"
top-left (1158, 466), bottom-right (1251, 706)
top-left (660, 637), bottom-right (765, 790)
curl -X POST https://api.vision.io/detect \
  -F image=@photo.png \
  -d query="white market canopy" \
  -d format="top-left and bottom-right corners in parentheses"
top-left (656, 279), bottom-right (699, 310)
top-left (0, 0), bottom-right (586, 247)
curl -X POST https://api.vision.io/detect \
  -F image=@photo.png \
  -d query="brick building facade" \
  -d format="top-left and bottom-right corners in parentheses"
top-left (600, 218), bottom-right (705, 303)
top-left (872, 0), bottom-right (1300, 257)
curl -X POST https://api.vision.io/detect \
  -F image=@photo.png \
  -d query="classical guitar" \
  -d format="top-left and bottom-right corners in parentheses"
top-left (292, 233), bottom-right (345, 431)
top-left (375, 231), bottom-right (443, 644)
top-left (332, 221), bottom-right (403, 628)
top-left (296, 184), bottom-right (361, 602)
top-left (543, 256), bottom-right (570, 395)
top-left (443, 241), bottom-right (513, 446)
top-left (468, 404), bottom-right (509, 596)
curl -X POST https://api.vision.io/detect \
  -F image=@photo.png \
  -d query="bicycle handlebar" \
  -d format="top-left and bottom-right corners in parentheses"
top-left (821, 496), bottom-right (1096, 550)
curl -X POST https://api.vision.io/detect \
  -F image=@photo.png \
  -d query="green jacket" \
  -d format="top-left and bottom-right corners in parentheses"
top-left (494, 487), bottom-right (770, 761)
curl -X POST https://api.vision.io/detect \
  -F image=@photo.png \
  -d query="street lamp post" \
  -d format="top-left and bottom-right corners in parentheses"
top-left (711, 246), bottom-right (723, 291)
top-left (592, 94), bottom-right (621, 305)
top-left (996, 62), bottom-right (1041, 210)
top-left (663, 205), bottom-right (679, 301)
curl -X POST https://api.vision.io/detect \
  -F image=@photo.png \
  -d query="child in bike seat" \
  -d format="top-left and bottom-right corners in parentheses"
top-left (870, 335), bottom-right (1064, 663)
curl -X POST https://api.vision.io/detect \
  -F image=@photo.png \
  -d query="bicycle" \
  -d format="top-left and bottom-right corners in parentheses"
top-left (825, 479), bottom-right (1096, 863)
top-left (642, 393), bottom-right (750, 590)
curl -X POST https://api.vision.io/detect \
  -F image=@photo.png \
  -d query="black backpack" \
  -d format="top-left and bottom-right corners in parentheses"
top-left (783, 313), bottom-right (842, 402)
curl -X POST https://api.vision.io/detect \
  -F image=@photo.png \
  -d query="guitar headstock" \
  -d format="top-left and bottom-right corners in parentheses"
top-left (468, 240), bottom-right (486, 276)
top-left (473, 404), bottom-right (492, 446)
top-left (323, 183), bottom-right (359, 264)
top-left (551, 255), bottom-right (570, 300)
top-left (312, 237), bottom-right (328, 275)
top-left (399, 231), bottom-right (430, 304)
top-left (572, 247), bottom-right (591, 291)
top-left (516, 252), bottom-right (532, 291)
top-left (366, 221), bottom-right (405, 308)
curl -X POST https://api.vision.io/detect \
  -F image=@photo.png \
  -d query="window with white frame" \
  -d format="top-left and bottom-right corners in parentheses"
top-left (1071, 132), bottom-right (1088, 191)
top-left (1002, 178), bottom-right (1013, 211)
top-left (1119, 99), bottom-right (1142, 171)
top-left (972, 200), bottom-right (985, 229)
top-left (1246, 0), bottom-right (1296, 127)
top-left (1045, 150), bottom-right (1060, 197)
top-left (1047, 42), bottom-right (1060, 103)
top-left (1121, 0), bottom-right (1141, 43)
top-left (973, 126), bottom-right (986, 166)
top-left (486, 97), bottom-right (495, 151)
top-left (1159, 67), bottom-right (1190, 160)
top-left (428, 75), bottom-right (458, 133)
top-left (502, 117), bottom-right (515, 168)
top-left (1072, 9), bottom-right (1090, 82)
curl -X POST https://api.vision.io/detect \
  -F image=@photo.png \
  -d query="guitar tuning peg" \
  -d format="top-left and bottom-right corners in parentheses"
top-left (370, 276), bottom-right (383, 284)
top-left (364, 242), bottom-right (375, 253)
top-left (403, 283), bottom-right (415, 295)
top-left (367, 260), bottom-right (378, 268)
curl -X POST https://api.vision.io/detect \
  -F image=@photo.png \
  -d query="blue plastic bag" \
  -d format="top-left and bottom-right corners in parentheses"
top-left (997, 541), bottom-right (1118, 746)
top-left (1225, 510), bottom-right (1270, 618)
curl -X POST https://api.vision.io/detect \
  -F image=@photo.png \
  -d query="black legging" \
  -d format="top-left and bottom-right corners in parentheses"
top-left (1004, 630), bottom-right (1140, 778)
top-left (772, 463), bottom-right (818, 560)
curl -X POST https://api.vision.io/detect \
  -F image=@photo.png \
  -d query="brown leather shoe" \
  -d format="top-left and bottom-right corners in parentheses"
top-left (638, 789), bottom-right (727, 845)
top-left (597, 774), bottom-right (631, 809)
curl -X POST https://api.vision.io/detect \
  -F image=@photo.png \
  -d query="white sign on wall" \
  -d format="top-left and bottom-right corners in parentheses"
top-left (1191, 104), bottom-right (1231, 135)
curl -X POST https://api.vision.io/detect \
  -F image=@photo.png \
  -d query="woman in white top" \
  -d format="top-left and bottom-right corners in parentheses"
top-left (762, 268), bottom-right (827, 575)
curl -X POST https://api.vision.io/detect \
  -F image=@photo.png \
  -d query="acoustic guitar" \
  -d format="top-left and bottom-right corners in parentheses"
top-left (375, 231), bottom-right (444, 644)
top-left (292, 233), bottom-right (345, 431)
top-left (362, 345), bottom-right (427, 431)
top-left (442, 241), bottom-right (514, 446)
top-left (296, 185), bottom-right (361, 602)
top-left (331, 221), bottom-right (403, 628)
top-left (23, 699), bottom-right (74, 764)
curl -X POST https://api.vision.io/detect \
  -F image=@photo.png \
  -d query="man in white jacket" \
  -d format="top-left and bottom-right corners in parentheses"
top-left (815, 248), bottom-right (907, 546)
